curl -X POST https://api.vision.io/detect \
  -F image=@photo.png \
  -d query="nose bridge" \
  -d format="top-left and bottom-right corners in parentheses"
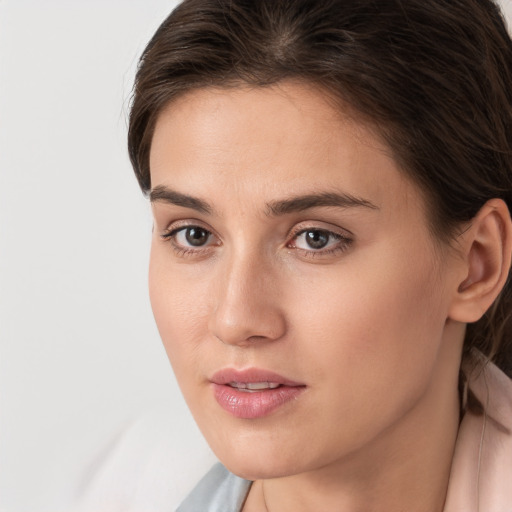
top-left (209, 243), bottom-right (285, 346)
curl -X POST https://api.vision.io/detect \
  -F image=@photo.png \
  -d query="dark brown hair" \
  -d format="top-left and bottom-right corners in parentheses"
top-left (128, 0), bottom-right (512, 378)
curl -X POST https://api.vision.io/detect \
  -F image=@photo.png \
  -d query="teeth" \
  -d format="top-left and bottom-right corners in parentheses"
top-left (229, 382), bottom-right (280, 391)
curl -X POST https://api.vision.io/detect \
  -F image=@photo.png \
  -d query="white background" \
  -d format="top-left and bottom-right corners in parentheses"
top-left (0, 1), bottom-right (511, 511)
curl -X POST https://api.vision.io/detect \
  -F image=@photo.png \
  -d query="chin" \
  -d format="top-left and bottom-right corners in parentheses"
top-left (208, 434), bottom-right (319, 481)
top-left (220, 456), bottom-right (300, 481)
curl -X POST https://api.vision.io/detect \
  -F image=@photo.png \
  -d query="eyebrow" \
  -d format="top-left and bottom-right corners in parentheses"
top-left (149, 185), bottom-right (378, 216)
top-left (150, 185), bottom-right (213, 215)
top-left (266, 192), bottom-right (379, 216)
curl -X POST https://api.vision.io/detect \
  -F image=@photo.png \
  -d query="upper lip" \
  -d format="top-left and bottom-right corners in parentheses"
top-left (210, 368), bottom-right (305, 387)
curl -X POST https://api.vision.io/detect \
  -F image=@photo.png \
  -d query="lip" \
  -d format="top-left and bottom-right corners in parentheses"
top-left (210, 368), bottom-right (306, 419)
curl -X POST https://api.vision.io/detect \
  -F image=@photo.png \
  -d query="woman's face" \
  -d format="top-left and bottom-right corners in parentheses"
top-left (148, 82), bottom-right (464, 479)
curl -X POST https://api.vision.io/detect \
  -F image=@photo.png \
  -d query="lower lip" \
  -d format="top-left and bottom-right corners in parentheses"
top-left (212, 384), bottom-right (305, 419)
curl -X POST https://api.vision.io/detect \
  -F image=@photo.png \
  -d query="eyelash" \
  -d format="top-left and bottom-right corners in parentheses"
top-left (160, 224), bottom-right (353, 259)
top-left (287, 227), bottom-right (353, 259)
top-left (161, 224), bottom-right (217, 258)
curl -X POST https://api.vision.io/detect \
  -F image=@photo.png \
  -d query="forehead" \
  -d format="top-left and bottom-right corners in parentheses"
top-left (149, 82), bottom-right (421, 219)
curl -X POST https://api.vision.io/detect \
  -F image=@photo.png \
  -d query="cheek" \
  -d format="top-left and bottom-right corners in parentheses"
top-left (148, 243), bottom-right (213, 375)
top-left (288, 243), bottom-right (447, 402)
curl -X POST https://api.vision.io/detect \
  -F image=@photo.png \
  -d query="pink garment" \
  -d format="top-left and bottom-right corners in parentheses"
top-left (444, 359), bottom-right (512, 512)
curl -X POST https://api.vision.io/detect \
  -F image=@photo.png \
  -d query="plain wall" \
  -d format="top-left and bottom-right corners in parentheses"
top-left (0, 2), bottom-right (214, 511)
top-left (1, 1), bottom-right (511, 511)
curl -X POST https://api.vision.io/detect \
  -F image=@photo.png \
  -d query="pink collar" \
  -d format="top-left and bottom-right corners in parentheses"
top-left (444, 358), bottom-right (512, 512)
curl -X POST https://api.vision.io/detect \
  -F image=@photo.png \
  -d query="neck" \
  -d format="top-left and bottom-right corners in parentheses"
top-left (243, 323), bottom-right (464, 512)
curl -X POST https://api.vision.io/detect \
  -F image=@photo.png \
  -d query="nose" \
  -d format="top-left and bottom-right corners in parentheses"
top-left (208, 250), bottom-right (286, 347)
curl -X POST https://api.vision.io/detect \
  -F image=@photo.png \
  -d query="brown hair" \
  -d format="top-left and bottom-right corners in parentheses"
top-left (128, 0), bottom-right (512, 378)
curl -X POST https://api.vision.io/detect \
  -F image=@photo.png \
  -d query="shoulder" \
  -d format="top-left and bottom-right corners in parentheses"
top-left (176, 463), bottom-right (252, 512)
top-left (444, 358), bottom-right (512, 512)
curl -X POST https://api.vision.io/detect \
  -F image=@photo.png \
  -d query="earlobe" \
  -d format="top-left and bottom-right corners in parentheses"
top-left (449, 199), bottom-right (512, 323)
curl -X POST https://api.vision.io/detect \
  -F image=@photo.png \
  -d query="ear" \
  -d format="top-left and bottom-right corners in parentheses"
top-left (448, 199), bottom-right (512, 323)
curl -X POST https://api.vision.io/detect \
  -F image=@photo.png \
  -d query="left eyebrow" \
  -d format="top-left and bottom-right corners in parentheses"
top-left (265, 192), bottom-right (379, 216)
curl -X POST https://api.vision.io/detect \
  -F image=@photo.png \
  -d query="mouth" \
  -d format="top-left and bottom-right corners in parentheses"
top-left (227, 381), bottom-right (281, 392)
top-left (210, 368), bottom-right (306, 419)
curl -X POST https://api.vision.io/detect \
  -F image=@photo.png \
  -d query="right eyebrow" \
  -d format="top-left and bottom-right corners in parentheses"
top-left (149, 185), bottom-right (213, 215)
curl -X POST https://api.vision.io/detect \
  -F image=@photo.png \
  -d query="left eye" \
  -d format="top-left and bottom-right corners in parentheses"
top-left (169, 226), bottom-right (214, 247)
top-left (292, 229), bottom-right (342, 250)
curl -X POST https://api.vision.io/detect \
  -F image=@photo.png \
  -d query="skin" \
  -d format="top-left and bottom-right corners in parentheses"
top-left (148, 82), bottom-right (474, 512)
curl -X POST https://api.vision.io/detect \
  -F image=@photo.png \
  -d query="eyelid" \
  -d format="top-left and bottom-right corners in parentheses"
top-left (286, 222), bottom-right (354, 258)
top-left (161, 219), bottom-right (218, 238)
top-left (160, 220), bottom-right (221, 257)
top-left (287, 221), bottom-right (354, 241)
top-left (164, 225), bottom-right (215, 244)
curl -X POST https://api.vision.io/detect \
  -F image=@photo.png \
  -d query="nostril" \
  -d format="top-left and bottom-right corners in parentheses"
top-left (210, 313), bottom-right (286, 346)
top-left (247, 335), bottom-right (270, 342)
top-left (208, 264), bottom-right (287, 345)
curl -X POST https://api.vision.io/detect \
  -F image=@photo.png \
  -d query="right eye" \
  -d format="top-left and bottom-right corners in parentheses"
top-left (175, 226), bottom-right (212, 247)
top-left (161, 225), bottom-right (217, 253)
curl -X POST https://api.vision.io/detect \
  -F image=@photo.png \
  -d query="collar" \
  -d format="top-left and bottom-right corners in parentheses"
top-left (444, 356), bottom-right (512, 512)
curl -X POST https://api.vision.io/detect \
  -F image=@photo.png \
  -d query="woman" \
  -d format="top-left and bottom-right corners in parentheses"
top-left (128, 0), bottom-right (512, 510)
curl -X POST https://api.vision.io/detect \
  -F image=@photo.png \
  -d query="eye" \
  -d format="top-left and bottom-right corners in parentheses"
top-left (287, 226), bottom-right (353, 258)
top-left (294, 229), bottom-right (341, 250)
top-left (297, 229), bottom-right (334, 249)
top-left (161, 225), bottom-right (217, 253)
top-left (175, 226), bottom-right (212, 247)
